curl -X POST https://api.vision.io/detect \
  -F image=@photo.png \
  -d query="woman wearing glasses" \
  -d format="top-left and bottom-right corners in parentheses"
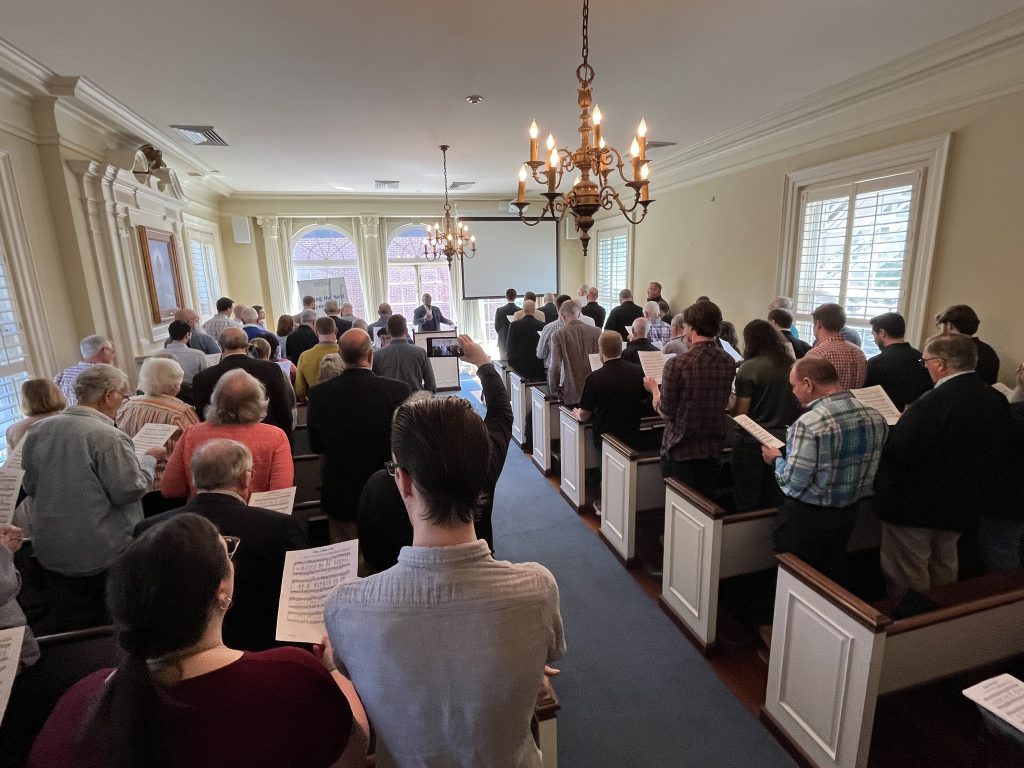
top-left (28, 514), bottom-right (368, 768)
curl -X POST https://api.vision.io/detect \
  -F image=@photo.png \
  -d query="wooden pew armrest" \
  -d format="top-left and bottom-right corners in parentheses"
top-left (776, 553), bottom-right (891, 632)
top-left (664, 477), bottom-right (727, 519)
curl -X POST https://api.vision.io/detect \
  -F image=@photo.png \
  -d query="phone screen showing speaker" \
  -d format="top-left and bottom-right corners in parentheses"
top-left (427, 338), bottom-right (461, 358)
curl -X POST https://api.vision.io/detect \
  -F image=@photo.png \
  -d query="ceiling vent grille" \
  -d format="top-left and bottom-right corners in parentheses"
top-left (646, 140), bottom-right (676, 150)
top-left (170, 125), bottom-right (229, 146)
top-left (448, 181), bottom-right (475, 191)
top-left (374, 180), bottom-right (400, 190)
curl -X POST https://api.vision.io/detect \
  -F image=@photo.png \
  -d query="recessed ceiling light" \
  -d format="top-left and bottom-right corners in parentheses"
top-left (465, 94), bottom-right (484, 105)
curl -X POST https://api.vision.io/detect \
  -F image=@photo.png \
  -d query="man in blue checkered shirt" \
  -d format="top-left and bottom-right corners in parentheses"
top-left (761, 356), bottom-right (887, 584)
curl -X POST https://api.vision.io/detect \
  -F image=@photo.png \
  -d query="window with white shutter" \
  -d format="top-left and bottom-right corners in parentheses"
top-left (0, 244), bottom-right (30, 463)
top-left (187, 230), bottom-right (222, 319)
top-left (596, 227), bottom-right (629, 318)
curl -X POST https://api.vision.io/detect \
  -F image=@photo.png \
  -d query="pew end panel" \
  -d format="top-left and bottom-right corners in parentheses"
top-left (531, 388), bottom-right (562, 476)
top-left (508, 371), bottom-right (528, 448)
top-left (599, 434), bottom-right (664, 565)
top-left (558, 407), bottom-right (598, 512)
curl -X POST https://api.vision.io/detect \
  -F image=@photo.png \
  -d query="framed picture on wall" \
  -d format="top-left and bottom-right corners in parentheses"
top-left (138, 226), bottom-right (185, 324)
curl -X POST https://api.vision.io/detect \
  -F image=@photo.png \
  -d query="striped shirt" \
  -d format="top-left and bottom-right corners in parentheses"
top-left (805, 333), bottom-right (867, 390)
top-left (116, 395), bottom-right (199, 492)
top-left (53, 361), bottom-right (94, 406)
top-left (773, 391), bottom-right (887, 508)
top-left (647, 317), bottom-right (672, 346)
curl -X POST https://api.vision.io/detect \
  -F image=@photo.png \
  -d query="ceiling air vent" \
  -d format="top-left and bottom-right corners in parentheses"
top-left (170, 125), bottom-right (229, 146)
top-left (374, 180), bottom-right (400, 190)
top-left (448, 181), bottom-right (475, 191)
top-left (646, 140), bottom-right (676, 150)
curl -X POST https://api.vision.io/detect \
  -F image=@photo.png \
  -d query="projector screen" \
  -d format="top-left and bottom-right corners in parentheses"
top-left (458, 218), bottom-right (559, 300)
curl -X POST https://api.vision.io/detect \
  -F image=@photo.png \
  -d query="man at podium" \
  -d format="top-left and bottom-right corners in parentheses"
top-left (413, 292), bottom-right (453, 332)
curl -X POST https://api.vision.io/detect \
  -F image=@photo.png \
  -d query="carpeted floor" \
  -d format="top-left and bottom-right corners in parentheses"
top-left (461, 376), bottom-right (794, 767)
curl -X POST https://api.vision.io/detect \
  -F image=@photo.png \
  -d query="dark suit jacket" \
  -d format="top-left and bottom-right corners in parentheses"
top-left (540, 302), bottom-right (558, 324)
top-left (413, 304), bottom-right (451, 332)
top-left (781, 329), bottom-right (811, 359)
top-left (874, 372), bottom-right (1010, 531)
top-left (493, 302), bottom-right (520, 356)
top-left (506, 316), bottom-right (546, 381)
top-left (622, 337), bottom-right (659, 365)
top-left (192, 354), bottom-right (294, 438)
top-left (306, 368), bottom-right (410, 521)
top-left (864, 342), bottom-right (933, 411)
top-left (286, 324), bottom-right (318, 366)
top-left (581, 301), bottom-right (607, 329)
top-left (973, 337), bottom-right (1000, 385)
top-left (330, 315), bottom-right (353, 339)
top-left (134, 493), bottom-right (307, 650)
top-left (605, 301), bottom-right (644, 340)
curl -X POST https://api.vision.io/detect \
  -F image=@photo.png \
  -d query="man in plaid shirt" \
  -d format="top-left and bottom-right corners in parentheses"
top-left (53, 334), bottom-right (116, 406)
top-left (644, 301), bottom-right (672, 346)
top-left (645, 301), bottom-right (735, 499)
top-left (805, 302), bottom-right (867, 389)
top-left (761, 356), bottom-right (887, 584)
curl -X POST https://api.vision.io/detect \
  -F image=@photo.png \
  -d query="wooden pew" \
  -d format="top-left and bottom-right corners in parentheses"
top-left (762, 555), bottom-right (1024, 768)
top-left (508, 369), bottom-right (546, 451)
top-left (598, 431), bottom-right (665, 564)
top-left (659, 479), bottom-right (880, 652)
top-left (292, 424), bottom-right (312, 455)
top-left (491, 359), bottom-right (511, 399)
top-left (531, 387), bottom-right (563, 476)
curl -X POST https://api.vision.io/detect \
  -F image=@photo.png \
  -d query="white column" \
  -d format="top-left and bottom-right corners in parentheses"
top-left (256, 216), bottom-right (289, 320)
top-left (358, 214), bottom-right (386, 316)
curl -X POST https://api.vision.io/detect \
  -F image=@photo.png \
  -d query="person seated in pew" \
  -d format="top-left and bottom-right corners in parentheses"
top-left (324, 371), bottom-right (562, 768)
top-left (621, 317), bottom-right (659, 364)
top-left (548, 300), bottom-right (601, 408)
top-left (136, 439), bottom-right (306, 650)
top-left (162, 370), bottom-right (294, 499)
top-left (29, 513), bottom-right (368, 768)
top-left (874, 333), bottom-right (1010, 597)
top-left (865, 312), bottom-right (933, 411)
top-left (506, 299), bottom-right (547, 381)
top-left (730, 320), bottom-right (799, 512)
top-left (645, 301), bottom-right (735, 500)
top-left (761, 357), bottom-right (887, 586)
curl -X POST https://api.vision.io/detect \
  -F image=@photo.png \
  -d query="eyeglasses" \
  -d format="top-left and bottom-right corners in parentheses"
top-left (919, 356), bottom-right (945, 366)
top-left (222, 536), bottom-right (241, 560)
top-left (384, 460), bottom-right (398, 477)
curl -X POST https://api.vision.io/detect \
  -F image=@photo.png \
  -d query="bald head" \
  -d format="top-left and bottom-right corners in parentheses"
top-left (523, 299), bottom-right (536, 315)
top-left (339, 328), bottom-right (372, 367)
top-left (219, 327), bottom-right (249, 353)
top-left (173, 308), bottom-right (199, 326)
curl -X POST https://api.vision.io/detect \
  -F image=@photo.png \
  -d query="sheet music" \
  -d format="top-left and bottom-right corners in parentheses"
top-left (0, 626), bottom-right (25, 725)
top-left (276, 360), bottom-right (291, 377)
top-left (588, 353), bottom-right (602, 372)
top-left (0, 469), bottom-right (25, 527)
top-left (850, 385), bottom-right (901, 426)
top-left (205, 352), bottom-right (222, 366)
top-left (720, 339), bottom-right (743, 362)
top-left (638, 351), bottom-right (676, 385)
top-left (2, 443), bottom-right (22, 472)
top-left (275, 540), bottom-right (358, 643)
top-left (732, 415), bottom-right (785, 450)
top-left (963, 674), bottom-right (1024, 734)
top-left (249, 486), bottom-right (296, 515)
top-left (131, 423), bottom-right (180, 456)
top-left (992, 382), bottom-right (1014, 400)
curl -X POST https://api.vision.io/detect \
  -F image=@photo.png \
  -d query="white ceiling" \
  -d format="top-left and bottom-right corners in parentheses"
top-left (3, 0), bottom-right (1023, 195)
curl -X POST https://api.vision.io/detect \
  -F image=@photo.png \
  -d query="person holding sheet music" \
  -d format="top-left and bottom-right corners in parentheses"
top-left (645, 301), bottom-right (735, 500)
top-left (136, 440), bottom-right (306, 650)
top-left (621, 317), bottom-right (659, 364)
top-left (575, 331), bottom-right (651, 455)
top-left (873, 334), bottom-right (1010, 598)
top-left (730, 320), bottom-right (799, 512)
top-left (30, 513), bottom-right (368, 768)
top-left (865, 312), bottom-right (933, 411)
top-left (548, 300), bottom-right (601, 408)
top-left (760, 357), bottom-right (887, 586)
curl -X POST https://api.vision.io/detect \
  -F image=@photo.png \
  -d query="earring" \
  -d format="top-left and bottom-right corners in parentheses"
top-left (218, 595), bottom-right (233, 611)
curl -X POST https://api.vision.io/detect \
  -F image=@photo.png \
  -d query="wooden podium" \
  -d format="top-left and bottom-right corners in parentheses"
top-left (414, 327), bottom-right (461, 392)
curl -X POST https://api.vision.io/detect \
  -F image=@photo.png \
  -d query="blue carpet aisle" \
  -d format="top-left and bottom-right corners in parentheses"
top-left (461, 376), bottom-right (794, 767)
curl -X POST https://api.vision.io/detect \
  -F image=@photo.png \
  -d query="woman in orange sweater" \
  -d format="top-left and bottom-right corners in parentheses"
top-left (162, 369), bottom-right (293, 498)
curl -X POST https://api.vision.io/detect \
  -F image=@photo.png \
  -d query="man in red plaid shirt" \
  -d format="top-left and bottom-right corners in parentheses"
top-left (644, 300), bottom-right (735, 499)
top-left (805, 303), bottom-right (867, 390)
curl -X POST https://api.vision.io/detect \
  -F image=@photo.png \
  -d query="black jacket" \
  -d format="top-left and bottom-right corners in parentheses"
top-left (621, 337), bottom-right (659, 365)
top-left (493, 302), bottom-right (521, 356)
top-left (781, 329), bottom-right (811, 359)
top-left (874, 372), bottom-right (1010, 531)
top-left (135, 493), bottom-right (307, 650)
top-left (307, 368), bottom-right (410, 521)
top-left (605, 301), bottom-right (644, 340)
top-left (286, 324), bottom-right (318, 366)
top-left (506, 316), bottom-right (546, 381)
top-left (539, 302), bottom-right (558, 324)
top-left (581, 301), bottom-right (607, 329)
top-left (192, 354), bottom-right (294, 438)
top-left (864, 342), bottom-right (932, 411)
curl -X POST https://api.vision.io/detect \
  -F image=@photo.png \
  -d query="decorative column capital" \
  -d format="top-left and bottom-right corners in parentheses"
top-left (256, 216), bottom-right (280, 238)
top-left (359, 215), bottom-right (380, 239)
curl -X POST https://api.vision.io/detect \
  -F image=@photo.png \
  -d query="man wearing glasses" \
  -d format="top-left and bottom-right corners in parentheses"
top-left (873, 333), bottom-right (1010, 598)
top-left (52, 334), bottom-right (116, 406)
top-left (136, 439), bottom-right (306, 650)
top-left (22, 364), bottom-right (164, 633)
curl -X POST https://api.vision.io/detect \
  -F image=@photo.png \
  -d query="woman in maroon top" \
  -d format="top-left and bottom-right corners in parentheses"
top-left (29, 514), bottom-right (368, 768)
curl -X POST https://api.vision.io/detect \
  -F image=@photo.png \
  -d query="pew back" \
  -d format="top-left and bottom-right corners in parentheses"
top-left (599, 432), bottom-right (664, 563)
top-left (531, 387), bottom-right (562, 476)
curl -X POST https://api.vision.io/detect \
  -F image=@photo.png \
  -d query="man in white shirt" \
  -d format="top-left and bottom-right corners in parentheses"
top-left (203, 296), bottom-right (242, 338)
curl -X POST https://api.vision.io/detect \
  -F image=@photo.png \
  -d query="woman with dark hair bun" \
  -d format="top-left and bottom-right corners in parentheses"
top-left (29, 514), bottom-right (368, 768)
top-left (729, 319), bottom-right (799, 512)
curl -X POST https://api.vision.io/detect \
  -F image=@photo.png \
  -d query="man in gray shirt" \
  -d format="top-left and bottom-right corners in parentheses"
top-left (371, 314), bottom-right (435, 393)
top-left (325, 365), bottom-right (564, 767)
top-left (163, 319), bottom-right (211, 384)
top-left (22, 364), bottom-right (164, 632)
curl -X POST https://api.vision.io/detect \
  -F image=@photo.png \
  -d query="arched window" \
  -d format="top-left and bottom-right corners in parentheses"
top-left (291, 227), bottom-right (366, 320)
top-left (386, 226), bottom-right (454, 323)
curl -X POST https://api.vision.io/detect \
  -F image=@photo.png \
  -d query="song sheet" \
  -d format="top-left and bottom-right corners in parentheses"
top-left (2, 443), bottom-right (22, 472)
top-left (0, 469), bottom-right (25, 527)
top-left (963, 674), bottom-right (1024, 734)
top-left (277, 360), bottom-right (291, 377)
top-left (850, 385), bottom-right (901, 426)
top-left (992, 382), bottom-right (1015, 400)
top-left (249, 486), bottom-right (296, 515)
top-left (638, 352), bottom-right (676, 385)
top-left (131, 423), bottom-right (179, 457)
top-left (275, 540), bottom-right (358, 643)
top-left (205, 352), bottom-right (222, 366)
top-left (588, 354), bottom-right (602, 372)
top-left (732, 415), bottom-right (785, 450)
top-left (0, 626), bottom-right (25, 725)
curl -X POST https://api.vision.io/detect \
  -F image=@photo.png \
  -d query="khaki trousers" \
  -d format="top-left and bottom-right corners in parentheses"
top-left (880, 522), bottom-right (959, 599)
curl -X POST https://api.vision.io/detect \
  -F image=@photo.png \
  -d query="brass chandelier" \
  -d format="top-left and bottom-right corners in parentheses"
top-left (423, 144), bottom-right (476, 265)
top-left (513, 0), bottom-right (652, 258)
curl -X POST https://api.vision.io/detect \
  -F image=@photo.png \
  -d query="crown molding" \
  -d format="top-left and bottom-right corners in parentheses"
top-left (652, 8), bottom-right (1024, 194)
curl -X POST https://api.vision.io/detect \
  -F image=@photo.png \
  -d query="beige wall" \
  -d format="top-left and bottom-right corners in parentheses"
top-left (634, 90), bottom-right (1024, 383)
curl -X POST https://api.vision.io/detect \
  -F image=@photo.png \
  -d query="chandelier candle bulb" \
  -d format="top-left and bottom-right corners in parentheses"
top-left (637, 118), bottom-right (647, 161)
top-left (598, 137), bottom-right (607, 171)
top-left (530, 121), bottom-right (539, 162)
top-left (517, 165), bottom-right (527, 203)
top-left (640, 163), bottom-right (650, 202)
top-left (593, 105), bottom-right (602, 146)
top-left (630, 137), bottom-right (641, 180)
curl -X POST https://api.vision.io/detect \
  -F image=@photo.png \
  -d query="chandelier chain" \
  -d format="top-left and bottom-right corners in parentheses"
top-left (441, 145), bottom-right (451, 215)
top-left (581, 0), bottom-right (589, 68)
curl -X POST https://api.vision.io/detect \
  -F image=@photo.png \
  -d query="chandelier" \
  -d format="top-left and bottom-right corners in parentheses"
top-left (513, 0), bottom-right (652, 257)
top-left (423, 144), bottom-right (476, 265)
